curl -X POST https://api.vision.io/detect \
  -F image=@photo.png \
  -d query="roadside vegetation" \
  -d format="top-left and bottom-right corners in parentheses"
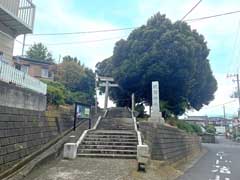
top-left (205, 125), bottom-right (216, 134)
top-left (166, 117), bottom-right (202, 135)
top-left (26, 44), bottom-right (95, 106)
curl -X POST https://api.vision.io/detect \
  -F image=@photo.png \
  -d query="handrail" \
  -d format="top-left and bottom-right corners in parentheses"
top-left (128, 107), bottom-right (143, 145)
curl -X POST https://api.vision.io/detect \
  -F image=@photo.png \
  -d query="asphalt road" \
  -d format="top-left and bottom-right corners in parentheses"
top-left (178, 136), bottom-right (240, 180)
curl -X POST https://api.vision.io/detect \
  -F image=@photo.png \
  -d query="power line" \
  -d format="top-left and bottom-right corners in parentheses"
top-left (21, 10), bottom-right (240, 39)
top-left (19, 10), bottom-right (240, 48)
top-left (15, 39), bottom-right (23, 45)
top-left (185, 10), bottom-right (240, 22)
top-left (181, 0), bottom-right (202, 21)
top-left (29, 27), bottom-right (136, 36)
top-left (24, 36), bottom-right (127, 46)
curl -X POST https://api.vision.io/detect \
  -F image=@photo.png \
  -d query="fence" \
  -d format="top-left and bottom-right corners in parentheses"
top-left (0, 0), bottom-right (35, 29)
top-left (0, 60), bottom-right (47, 95)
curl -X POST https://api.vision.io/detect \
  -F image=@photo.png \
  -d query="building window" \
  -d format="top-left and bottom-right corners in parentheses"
top-left (41, 68), bottom-right (49, 78)
top-left (0, 52), bottom-right (3, 62)
top-left (15, 63), bottom-right (21, 70)
top-left (21, 65), bottom-right (29, 73)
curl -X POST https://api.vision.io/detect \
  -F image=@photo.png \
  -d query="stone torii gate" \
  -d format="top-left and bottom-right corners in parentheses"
top-left (98, 76), bottom-right (118, 110)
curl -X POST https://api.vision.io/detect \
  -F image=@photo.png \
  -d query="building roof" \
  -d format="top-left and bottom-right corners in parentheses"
top-left (13, 56), bottom-right (55, 65)
top-left (186, 116), bottom-right (208, 121)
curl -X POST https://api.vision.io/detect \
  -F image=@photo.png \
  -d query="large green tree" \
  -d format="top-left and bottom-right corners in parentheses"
top-left (55, 56), bottom-right (95, 105)
top-left (96, 13), bottom-right (217, 115)
top-left (26, 43), bottom-right (54, 62)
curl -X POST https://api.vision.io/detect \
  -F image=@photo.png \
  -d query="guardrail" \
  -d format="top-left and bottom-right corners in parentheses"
top-left (0, 0), bottom-right (35, 29)
top-left (0, 61), bottom-right (47, 95)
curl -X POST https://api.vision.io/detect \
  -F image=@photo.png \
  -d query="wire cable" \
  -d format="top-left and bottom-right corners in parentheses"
top-left (181, 0), bottom-right (202, 21)
top-left (24, 36), bottom-right (128, 46)
top-left (29, 27), bottom-right (136, 36)
top-left (15, 39), bottom-right (23, 45)
top-left (185, 10), bottom-right (240, 22)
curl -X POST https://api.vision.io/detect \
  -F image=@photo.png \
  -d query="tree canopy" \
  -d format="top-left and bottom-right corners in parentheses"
top-left (26, 43), bottom-right (54, 62)
top-left (96, 13), bottom-right (217, 116)
top-left (54, 55), bottom-right (95, 105)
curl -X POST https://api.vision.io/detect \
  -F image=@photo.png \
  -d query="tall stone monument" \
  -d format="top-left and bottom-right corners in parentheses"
top-left (149, 81), bottom-right (165, 124)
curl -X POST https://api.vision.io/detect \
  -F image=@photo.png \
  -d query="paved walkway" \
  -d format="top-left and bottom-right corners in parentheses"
top-left (23, 158), bottom-right (137, 180)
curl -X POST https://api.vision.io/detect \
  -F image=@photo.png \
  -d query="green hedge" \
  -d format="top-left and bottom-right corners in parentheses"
top-left (166, 117), bottom-right (202, 135)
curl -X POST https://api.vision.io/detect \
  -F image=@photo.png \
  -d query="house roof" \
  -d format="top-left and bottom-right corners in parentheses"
top-left (186, 116), bottom-right (208, 121)
top-left (13, 56), bottom-right (55, 65)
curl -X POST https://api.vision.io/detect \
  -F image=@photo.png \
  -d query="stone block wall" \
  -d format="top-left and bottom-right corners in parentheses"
top-left (139, 122), bottom-right (201, 162)
top-left (0, 81), bottom-right (46, 111)
top-left (0, 106), bottom-right (76, 173)
top-left (200, 133), bottom-right (215, 143)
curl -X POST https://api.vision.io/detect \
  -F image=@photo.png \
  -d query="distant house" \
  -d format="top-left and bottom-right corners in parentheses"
top-left (184, 116), bottom-right (209, 126)
top-left (13, 56), bottom-right (55, 80)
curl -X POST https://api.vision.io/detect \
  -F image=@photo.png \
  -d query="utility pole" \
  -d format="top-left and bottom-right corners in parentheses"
top-left (95, 74), bottom-right (98, 114)
top-left (227, 74), bottom-right (240, 119)
top-left (223, 105), bottom-right (226, 126)
top-left (22, 34), bottom-right (26, 56)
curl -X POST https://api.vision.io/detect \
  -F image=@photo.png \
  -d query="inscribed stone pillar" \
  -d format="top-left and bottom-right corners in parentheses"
top-left (149, 81), bottom-right (164, 124)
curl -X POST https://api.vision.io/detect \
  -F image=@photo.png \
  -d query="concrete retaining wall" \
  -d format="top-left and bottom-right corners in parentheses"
top-left (0, 106), bottom-right (77, 173)
top-left (201, 133), bottom-right (215, 143)
top-left (0, 81), bottom-right (46, 111)
top-left (139, 122), bottom-right (201, 162)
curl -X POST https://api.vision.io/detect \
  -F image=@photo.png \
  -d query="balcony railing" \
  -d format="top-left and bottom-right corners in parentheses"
top-left (0, 60), bottom-right (47, 95)
top-left (0, 0), bottom-right (35, 30)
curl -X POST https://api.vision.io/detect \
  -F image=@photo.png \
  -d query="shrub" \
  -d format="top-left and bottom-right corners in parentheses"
top-left (205, 125), bottom-right (216, 134)
top-left (47, 82), bottom-right (66, 105)
top-left (166, 117), bottom-right (202, 134)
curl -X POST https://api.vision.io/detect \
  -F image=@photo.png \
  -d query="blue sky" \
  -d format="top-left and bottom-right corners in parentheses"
top-left (14, 0), bottom-right (240, 117)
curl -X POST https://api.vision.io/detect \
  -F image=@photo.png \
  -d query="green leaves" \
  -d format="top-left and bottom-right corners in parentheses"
top-left (54, 56), bottom-right (95, 105)
top-left (96, 12), bottom-right (217, 116)
top-left (42, 55), bottom-right (95, 106)
top-left (26, 43), bottom-right (54, 62)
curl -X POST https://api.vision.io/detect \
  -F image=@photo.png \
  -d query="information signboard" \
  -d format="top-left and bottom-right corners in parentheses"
top-left (74, 102), bottom-right (91, 130)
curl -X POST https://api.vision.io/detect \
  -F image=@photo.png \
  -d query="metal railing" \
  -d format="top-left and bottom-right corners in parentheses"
top-left (0, 60), bottom-right (47, 95)
top-left (0, 0), bottom-right (35, 29)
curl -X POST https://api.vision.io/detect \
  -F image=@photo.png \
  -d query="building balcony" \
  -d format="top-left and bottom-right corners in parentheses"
top-left (0, 0), bottom-right (35, 37)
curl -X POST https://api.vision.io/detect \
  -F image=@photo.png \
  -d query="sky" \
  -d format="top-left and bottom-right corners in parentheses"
top-left (13, 0), bottom-right (240, 117)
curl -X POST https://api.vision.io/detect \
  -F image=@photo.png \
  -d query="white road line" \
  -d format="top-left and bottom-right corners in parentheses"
top-left (216, 160), bottom-right (219, 165)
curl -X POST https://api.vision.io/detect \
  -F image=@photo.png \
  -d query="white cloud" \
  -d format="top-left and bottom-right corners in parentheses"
top-left (186, 73), bottom-right (239, 117)
top-left (14, 0), bottom-right (129, 69)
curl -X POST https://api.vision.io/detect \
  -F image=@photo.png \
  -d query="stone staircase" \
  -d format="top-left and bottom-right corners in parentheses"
top-left (77, 107), bottom-right (138, 159)
top-left (97, 107), bottom-right (134, 131)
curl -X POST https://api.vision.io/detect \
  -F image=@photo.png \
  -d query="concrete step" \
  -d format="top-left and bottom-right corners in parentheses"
top-left (85, 135), bottom-right (136, 139)
top-left (82, 141), bottom-right (138, 146)
top-left (77, 153), bottom-right (136, 159)
top-left (97, 126), bottom-right (134, 130)
top-left (83, 137), bottom-right (138, 142)
top-left (79, 144), bottom-right (137, 150)
top-left (78, 149), bottom-right (137, 155)
top-left (89, 130), bottom-right (136, 135)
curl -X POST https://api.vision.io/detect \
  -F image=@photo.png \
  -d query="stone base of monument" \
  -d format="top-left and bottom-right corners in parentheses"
top-left (148, 112), bottom-right (165, 124)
